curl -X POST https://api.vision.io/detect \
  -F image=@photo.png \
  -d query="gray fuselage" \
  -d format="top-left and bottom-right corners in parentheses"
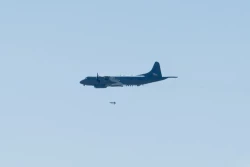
top-left (80, 76), bottom-right (168, 88)
top-left (79, 61), bottom-right (177, 88)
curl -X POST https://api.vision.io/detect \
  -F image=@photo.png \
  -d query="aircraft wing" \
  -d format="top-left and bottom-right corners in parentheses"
top-left (108, 77), bottom-right (123, 87)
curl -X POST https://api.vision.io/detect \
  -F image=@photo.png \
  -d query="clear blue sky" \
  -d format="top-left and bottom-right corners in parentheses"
top-left (0, 0), bottom-right (250, 166)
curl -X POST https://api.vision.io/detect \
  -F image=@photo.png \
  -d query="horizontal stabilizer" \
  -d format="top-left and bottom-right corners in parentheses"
top-left (166, 76), bottom-right (178, 79)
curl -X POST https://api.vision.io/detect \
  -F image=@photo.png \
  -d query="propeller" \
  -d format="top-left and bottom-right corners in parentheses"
top-left (97, 73), bottom-right (100, 83)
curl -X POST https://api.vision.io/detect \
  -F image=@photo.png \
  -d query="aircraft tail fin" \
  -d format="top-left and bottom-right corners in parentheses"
top-left (140, 62), bottom-right (162, 77)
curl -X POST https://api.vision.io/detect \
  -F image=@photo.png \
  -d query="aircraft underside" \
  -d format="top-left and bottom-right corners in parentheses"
top-left (90, 78), bottom-right (156, 88)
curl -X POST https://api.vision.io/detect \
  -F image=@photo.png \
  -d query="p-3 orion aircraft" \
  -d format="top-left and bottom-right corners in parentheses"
top-left (80, 62), bottom-right (177, 88)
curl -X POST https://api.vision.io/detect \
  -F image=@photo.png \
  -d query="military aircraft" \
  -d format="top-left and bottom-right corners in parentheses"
top-left (80, 62), bottom-right (177, 88)
top-left (110, 102), bottom-right (116, 105)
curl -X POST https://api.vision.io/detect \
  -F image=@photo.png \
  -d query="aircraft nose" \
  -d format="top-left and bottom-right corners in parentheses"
top-left (80, 80), bottom-right (85, 84)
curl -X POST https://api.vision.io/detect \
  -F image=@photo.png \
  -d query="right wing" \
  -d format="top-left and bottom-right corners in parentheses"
top-left (108, 77), bottom-right (123, 87)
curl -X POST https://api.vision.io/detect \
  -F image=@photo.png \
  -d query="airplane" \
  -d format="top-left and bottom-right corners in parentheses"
top-left (80, 62), bottom-right (177, 88)
top-left (110, 102), bottom-right (116, 105)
